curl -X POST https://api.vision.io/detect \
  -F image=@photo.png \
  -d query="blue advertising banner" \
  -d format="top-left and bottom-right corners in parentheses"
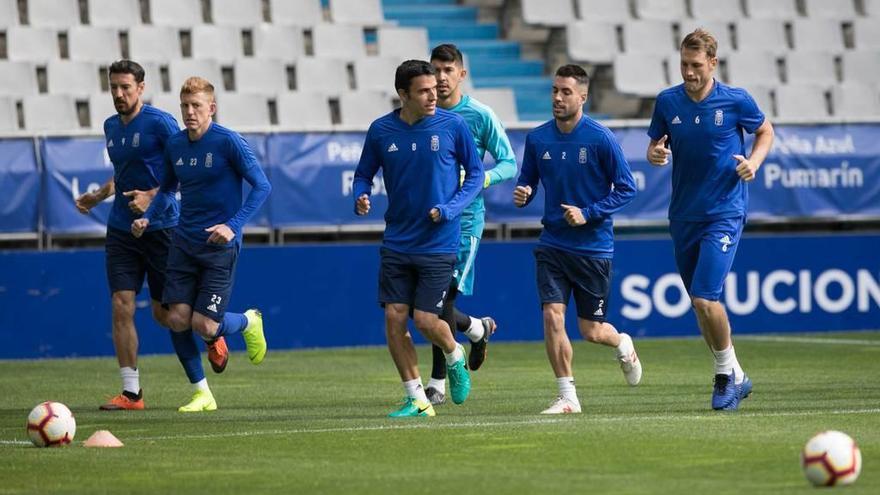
top-left (0, 138), bottom-right (39, 233)
top-left (2, 234), bottom-right (877, 358)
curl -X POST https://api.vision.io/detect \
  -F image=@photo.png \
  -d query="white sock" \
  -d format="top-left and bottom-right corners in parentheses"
top-left (426, 377), bottom-right (445, 393)
top-left (616, 333), bottom-right (634, 358)
top-left (403, 378), bottom-right (429, 403)
top-left (444, 343), bottom-right (465, 365)
top-left (192, 378), bottom-right (210, 392)
top-left (713, 345), bottom-right (745, 384)
top-left (556, 376), bottom-right (579, 404)
top-left (120, 367), bottom-right (139, 395)
top-left (462, 317), bottom-right (484, 342)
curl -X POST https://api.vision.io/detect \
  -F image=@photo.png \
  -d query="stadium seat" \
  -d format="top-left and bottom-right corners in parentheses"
top-left (211, 0), bottom-right (263, 26)
top-left (623, 21), bottom-right (676, 55)
top-left (268, 0), bottom-right (323, 26)
top-left (27, 0), bottom-right (79, 28)
top-left (566, 20), bottom-right (617, 64)
top-left (275, 92), bottom-right (332, 129)
top-left (139, 61), bottom-right (164, 98)
top-left (215, 93), bottom-right (270, 128)
top-left (312, 24), bottom-right (366, 59)
top-left (87, 0), bottom-right (140, 28)
top-left (6, 27), bottom-right (59, 62)
top-left (831, 82), bottom-right (880, 118)
top-left (853, 19), bottom-right (880, 50)
top-left (521, 0), bottom-right (575, 27)
top-left (0, 61), bottom-right (38, 96)
top-left (339, 91), bottom-right (392, 127)
top-left (0, 0), bottom-right (19, 27)
top-left (87, 92), bottom-right (117, 130)
top-left (689, 0), bottom-right (743, 21)
top-left (148, 93), bottom-right (181, 118)
top-left (576, 0), bottom-right (632, 22)
top-left (613, 53), bottom-right (670, 96)
top-left (841, 51), bottom-right (880, 84)
top-left (233, 59), bottom-right (288, 94)
top-left (469, 88), bottom-right (518, 125)
top-left (191, 26), bottom-right (244, 63)
top-left (802, 0), bottom-right (858, 20)
top-left (774, 84), bottom-right (829, 119)
top-left (790, 20), bottom-right (845, 53)
top-left (734, 20), bottom-right (789, 55)
top-left (149, 0), bottom-right (202, 28)
top-left (865, 0), bottom-right (880, 17)
top-left (739, 85), bottom-right (775, 117)
top-left (377, 27), bottom-right (429, 61)
top-left (67, 26), bottom-right (121, 63)
top-left (22, 95), bottom-right (80, 131)
top-left (47, 60), bottom-right (102, 97)
top-left (329, 0), bottom-right (384, 26)
top-left (354, 57), bottom-right (403, 92)
top-left (785, 51), bottom-right (837, 86)
top-left (252, 25), bottom-right (305, 62)
top-left (0, 96), bottom-right (17, 131)
top-left (725, 51), bottom-right (781, 86)
top-left (293, 57), bottom-right (349, 94)
top-left (168, 60), bottom-right (223, 92)
top-left (633, 0), bottom-right (686, 21)
top-left (743, 0), bottom-right (799, 19)
top-left (677, 21), bottom-right (732, 52)
top-left (127, 26), bottom-right (182, 62)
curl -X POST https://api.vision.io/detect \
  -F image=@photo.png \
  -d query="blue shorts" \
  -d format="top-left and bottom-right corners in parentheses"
top-left (669, 216), bottom-right (744, 301)
top-left (452, 234), bottom-right (481, 296)
top-left (162, 232), bottom-right (239, 322)
top-left (534, 245), bottom-right (612, 321)
top-left (378, 247), bottom-right (456, 315)
top-left (105, 226), bottom-right (171, 301)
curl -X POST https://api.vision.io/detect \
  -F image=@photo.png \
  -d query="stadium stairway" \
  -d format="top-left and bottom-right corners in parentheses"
top-left (382, 0), bottom-right (552, 121)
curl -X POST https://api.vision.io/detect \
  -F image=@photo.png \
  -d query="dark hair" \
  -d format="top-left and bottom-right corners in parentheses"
top-left (555, 64), bottom-right (589, 87)
top-left (430, 43), bottom-right (464, 66)
top-left (394, 60), bottom-right (436, 92)
top-left (108, 60), bottom-right (145, 83)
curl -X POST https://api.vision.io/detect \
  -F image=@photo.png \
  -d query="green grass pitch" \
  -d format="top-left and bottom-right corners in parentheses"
top-left (1, 332), bottom-right (878, 494)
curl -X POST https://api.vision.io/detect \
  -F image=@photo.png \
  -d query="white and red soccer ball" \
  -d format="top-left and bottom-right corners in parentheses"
top-left (26, 401), bottom-right (76, 448)
top-left (801, 430), bottom-right (862, 487)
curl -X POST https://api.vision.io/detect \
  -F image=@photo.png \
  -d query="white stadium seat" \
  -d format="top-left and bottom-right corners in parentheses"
top-left (866, 0), bottom-right (880, 17)
top-left (0, 0), bottom-right (19, 27)
top-left (28, 0), bottom-right (79, 28)
top-left (735, 20), bottom-right (789, 55)
top-left (191, 26), bottom-right (244, 63)
top-left (339, 91), bottom-right (392, 127)
top-left (841, 51), bottom-right (880, 85)
top-left (831, 82), bottom-right (880, 118)
top-left (276, 92), bottom-right (332, 129)
top-left (67, 26), bottom-right (121, 63)
top-left (87, 92), bottom-right (118, 131)
top-left (739, 85), bottom-right (775, 117)
top-left (168, 60), bottom-right (223, 93)
top-left (377, 27), bottom-right (429, 61)
top-left (775, 84), bottom-right (829, 119)
top-left (147, 93), bottom-right (181, 119)
top-left (354, 57), bottom-right (404, 92)
top-left (87, 0), bottom-right (140, 28)
top-left (252, 25), bottom-right (305, 62)
top-left (293, 57), bottom-right (349, 94)
top-left (215, 93), bottom-right (270, 128)
top-left (743, 0), bottom-right (799, 19)
top-left (0, 61), bottom-right (38, 96)
top-left (576, 0), bottom-right (632, 22)
top-left (127, 26), bottom-right (181, 62)
top-left (329, 0), bottom-right (384, 26)
top-left (522, 0), bottom-right (575, 27)
top-left (725, 51), bottom-right (781, 87)
top-left (802, 0), bottom-right (858, 20)
top-left (23, 95), bottom-right (80, 131)
top-left (6, 27), bottom-right (59, 63)
top-left (0, 96), bottom-right (18, 131)
top-left (469, 88), bottom-right (519, 125)
top-left (211, 0), bottom-right (263, 26)
top-left (47, 60), bottom-right (102, 97)
top-left (312, 24), bottom-right (366, 59)
top-left (233, 59), bottom-right (288, 94)
top-left (690, 0), bottom-right (743, 21)
top-left (614, 53), bottom-right (670, 96)
top-left (269, 0), bottom-right (323, 26)
top-left (139, 61), bottom-right (164, 99)
top-left (785, 51), bottom-right (837, 86)
top-left (623, 21), bottom-right (676, 55)
top-left (149, 0), bottom-right (202, 27)
top-left (790, 20), bottom-right (845, 53)
top-left (852, 19), bottom-right (880, 50)
top-left (566, 20), bottom-right (618, 64)
top-left (634, 0), bottom-right (686, 21)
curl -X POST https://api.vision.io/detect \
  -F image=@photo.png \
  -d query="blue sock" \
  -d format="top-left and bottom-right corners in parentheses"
top-left (215, 312), bottom-right (248, 337)
top-left (169, 330), bottom-right (205, 384)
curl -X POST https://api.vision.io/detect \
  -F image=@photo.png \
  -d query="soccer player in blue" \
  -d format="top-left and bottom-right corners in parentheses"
top-left (74, 60), bottom-right (228, 410)
top-left (132, 76), bottom-right (271, 412)
top-left (423, 44), bottom-right (518, 405)
top-left (514, 65), bottom-right (642, 415)
top-left (353, 60), bottom-right (484, 418)
top-left (646, 29), bottom-right (774, 411)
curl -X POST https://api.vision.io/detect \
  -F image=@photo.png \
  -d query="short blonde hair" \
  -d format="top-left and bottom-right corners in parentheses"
top-left (681, 28), bottom-right (718, 59)
top-left (180, 76), bottom-right (215, 99)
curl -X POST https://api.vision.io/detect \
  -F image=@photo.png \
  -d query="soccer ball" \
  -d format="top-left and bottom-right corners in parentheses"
top-left (26, 402), bottom-right (76, 448)
top-left (801, 430), bottom-right (861, 487)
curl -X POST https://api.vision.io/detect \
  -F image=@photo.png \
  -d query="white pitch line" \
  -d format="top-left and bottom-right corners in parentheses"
top-left (739, 335), bottom-right (880, 346)
top-left (3, 408), bottom-right (878, 446)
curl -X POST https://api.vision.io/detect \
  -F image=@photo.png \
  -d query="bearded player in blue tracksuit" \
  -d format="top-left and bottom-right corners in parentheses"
top-left (646, 29), bottom-right (774, 411)
top-left (421, 44), bottom-right (519, 405)
top-left (514, 65), bottom-right (642, 415)
top-left (133, 76), bottom-right (272, 413)
top-left (353, 60), bottom-right (484, 418)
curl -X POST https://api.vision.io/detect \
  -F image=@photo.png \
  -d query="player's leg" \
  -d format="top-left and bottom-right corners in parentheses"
top-left (534, 246), bottom-right (581, 414)
top-left (454, 235), bottom-right (497, 371)
top-left (426, 281), bottom-right (458, 405)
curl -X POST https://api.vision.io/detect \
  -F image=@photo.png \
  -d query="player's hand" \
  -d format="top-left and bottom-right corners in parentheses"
top-left (123, 189), bottom-right (153, 215)
top-left (648, 135), bottom-right (671, 166)
top-left (355, 194), bottom-right (371, 215)
top-left (131, 218), bottom-right (149, 238)
top-left (74, 191), bottom-right (101, 214)
top-left (484, 172), bottom-right (491, 189)
top-left (561, 204), bottom-right (587, 226)
top-left (429, 207), bottom-right (442, 223)
top-left (734, 154), bottom-right (758, 182)
top-left (513, 185), bottom-right (532, 207)
top-left (205, 224), bottom-right (235, 244)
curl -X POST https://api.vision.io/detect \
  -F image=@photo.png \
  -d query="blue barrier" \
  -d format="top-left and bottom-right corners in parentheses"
top-left (0, 138), bottom-right (39, 234)
top-left (2, 234), bottom-right (877, 359)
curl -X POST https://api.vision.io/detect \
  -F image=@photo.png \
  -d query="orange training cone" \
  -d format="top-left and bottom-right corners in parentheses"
top-left (83, 430), bottom-right (124, 448)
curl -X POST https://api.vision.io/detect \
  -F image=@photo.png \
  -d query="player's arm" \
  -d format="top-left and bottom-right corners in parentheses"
top-left (126, 113), bottom-right (182, 215)
top-left (353, 127), bottom-right (381, 216)
top-left (433, 121), bottom-right (484, 222)
top-left (217, 134), bottom-right (272, 243)
top-left (482, 112), bottom-right (517, 188)
top-left (735, 118), bottom-right (774, 182)
top-left (75, 175), bottom-right (114, 213)
top-left (134, 149), bottom-right (178, 237)
top-left (513, 134), bottom-right (538, 207)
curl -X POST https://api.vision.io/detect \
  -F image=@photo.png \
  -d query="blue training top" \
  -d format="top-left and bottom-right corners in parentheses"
top-left (647, 81), bottom-right (766, 222)
top-left (516, 115), bottom-right (636, 258)
top-left (145, 122), bottom-right (271, 246)
top-left (104, 104), bottom-right (180, 232)
top-left (353, 108), bottom-right (484, 255)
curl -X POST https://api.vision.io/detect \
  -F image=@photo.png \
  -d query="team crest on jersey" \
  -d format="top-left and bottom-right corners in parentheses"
top-left (175, 157), bottom-right (184, 166)
top-left (714, 109), bottom-right (724, 126)
top-left (205, 152), bottom-right (213, 168)
top-left (430, 135), bottom-right (439, 151)
top-left (579, 147), bottom-right (587, 164)
top-left (694, 115), bottom-right (701, 124)
top-left (132, 132), bottom-right (140, 147)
